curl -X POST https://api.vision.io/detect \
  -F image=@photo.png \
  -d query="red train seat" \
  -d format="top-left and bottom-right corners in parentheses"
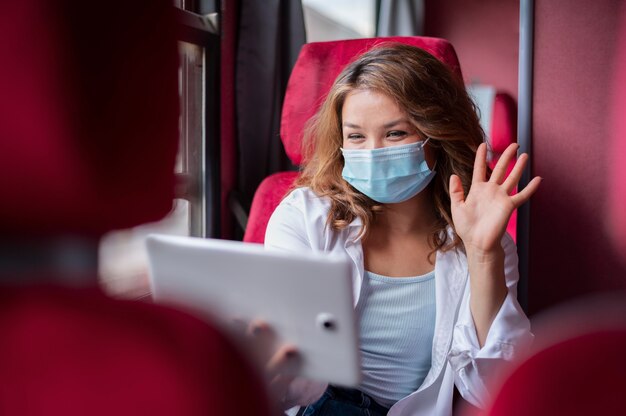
top-left (0, 1), bottom-right (271, 414)
top-left (244, 36), bottom-right (519, 244)
top-left (244, 36), bottom-right (463, 244)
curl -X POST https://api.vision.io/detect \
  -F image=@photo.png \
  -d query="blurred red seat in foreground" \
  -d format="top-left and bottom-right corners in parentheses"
top-left (483, 297), bottom-right (626, 416)
top-left (0, 1), bottom-right (270, 415)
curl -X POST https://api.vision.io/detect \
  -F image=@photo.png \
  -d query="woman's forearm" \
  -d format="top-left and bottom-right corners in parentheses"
top-left (466, 245), bottom-right (508, 347)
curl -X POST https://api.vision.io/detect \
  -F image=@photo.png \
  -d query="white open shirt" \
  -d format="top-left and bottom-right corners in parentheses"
top-left (265, 187), bottom-right (533, 416)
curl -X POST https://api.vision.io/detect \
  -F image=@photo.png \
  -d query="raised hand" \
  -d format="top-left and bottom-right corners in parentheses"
top-left (449, 142), bottom-right (541, 256)
top-left (449, 142), bottom-right (541, 346)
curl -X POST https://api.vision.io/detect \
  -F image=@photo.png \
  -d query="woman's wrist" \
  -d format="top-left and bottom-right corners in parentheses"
top-left (465, 244), bottom-right (505, 267)
top-left (466, 243), bottom-right (507, 347)
top-left (466, 244), bottom-right (506, 292)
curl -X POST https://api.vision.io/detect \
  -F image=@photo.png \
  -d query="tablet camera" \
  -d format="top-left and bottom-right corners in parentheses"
top-left (316, 313), bottom-right (337, 331)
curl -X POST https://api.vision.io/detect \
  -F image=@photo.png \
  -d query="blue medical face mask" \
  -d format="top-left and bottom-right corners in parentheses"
top-left (341, 140), bottom-right (435, 204)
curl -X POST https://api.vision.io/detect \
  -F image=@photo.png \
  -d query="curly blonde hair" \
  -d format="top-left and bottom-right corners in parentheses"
top-left (295, 43), bottom-right (485, 252)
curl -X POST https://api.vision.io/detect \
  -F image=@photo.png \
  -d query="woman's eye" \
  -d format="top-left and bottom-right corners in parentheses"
top-left (387, 130), bottom-right (407, 139)
top-left (346, 134), bottom-right (364, 140)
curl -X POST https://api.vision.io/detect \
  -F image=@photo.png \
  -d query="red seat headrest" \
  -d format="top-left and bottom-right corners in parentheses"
top-left (280, 37), bottom-right (462, 166)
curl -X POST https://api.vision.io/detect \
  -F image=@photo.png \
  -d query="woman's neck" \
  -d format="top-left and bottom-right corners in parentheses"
top-left (371, 187), bottom-right (437, 236)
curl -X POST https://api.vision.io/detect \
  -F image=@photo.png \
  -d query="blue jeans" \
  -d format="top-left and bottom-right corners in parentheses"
top-left (299, 386), bottom-right (390, 416)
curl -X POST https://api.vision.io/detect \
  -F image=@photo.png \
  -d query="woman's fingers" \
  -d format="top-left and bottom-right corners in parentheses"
top-left (268, 373), bottom-right (297, 403)
top-left (247, 319), bottom-right (271, 337)
top-left (247, 319), bottom-right (300, 377)
top-left (449, 174), bottom-right (465, 206)
top-left (245, 319), bottom-right (279, 366)
top-left (490, 143), bottom-right (519, 184)
top-left (266, 345), bottom-right (300, 379)
top-left (472, 143), bottom-right (488, 184)
top-left (511, 176), bottom-right (542, 207)
top-left (502, 152), bottom-right (529, 193)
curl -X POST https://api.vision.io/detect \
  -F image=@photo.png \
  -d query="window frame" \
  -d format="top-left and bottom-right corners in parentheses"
top-left (175, 2), bottom-right (221, 238)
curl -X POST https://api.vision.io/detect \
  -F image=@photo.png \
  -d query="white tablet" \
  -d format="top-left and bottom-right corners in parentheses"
top-left (145, 234), bottom-right (360, 386)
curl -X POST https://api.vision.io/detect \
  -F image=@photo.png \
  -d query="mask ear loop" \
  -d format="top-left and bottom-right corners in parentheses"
top-left (422, 137), bottom-right (437, 171)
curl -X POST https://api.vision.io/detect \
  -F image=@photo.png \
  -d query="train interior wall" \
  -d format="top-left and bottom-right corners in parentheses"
top-left (424, 0), bottom-right (626, 314)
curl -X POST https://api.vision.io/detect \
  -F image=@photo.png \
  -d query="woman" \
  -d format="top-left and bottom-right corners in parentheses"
top-left (264, 43), bottom-right (541, 416)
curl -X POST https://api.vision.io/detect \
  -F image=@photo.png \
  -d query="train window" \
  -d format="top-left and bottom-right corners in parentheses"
top-left (178, 41), bottom-right (205, 237)
top-left (98, 43), bottom-right (197, 299)
top-left (303, 0), bottom-right (376, 42)
top-left (99, 3), bottom-right (219, 299)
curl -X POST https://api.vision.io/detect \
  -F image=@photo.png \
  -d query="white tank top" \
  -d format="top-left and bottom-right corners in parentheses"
top-left (356, 269), bottom-right (436, 408)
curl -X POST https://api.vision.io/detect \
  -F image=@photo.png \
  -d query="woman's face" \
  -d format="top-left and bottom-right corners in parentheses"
top-left (341, 89), bottom-right (435, 167)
